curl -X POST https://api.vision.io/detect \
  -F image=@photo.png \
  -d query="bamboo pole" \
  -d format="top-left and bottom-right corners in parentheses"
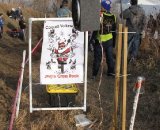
top-left (121, 26), bottom-right (128, 130)
top-left (112, 24), bottom-right (123, 130)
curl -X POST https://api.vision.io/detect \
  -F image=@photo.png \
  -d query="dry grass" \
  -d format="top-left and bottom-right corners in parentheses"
top-left (0, 3), bottom-right (160, 130)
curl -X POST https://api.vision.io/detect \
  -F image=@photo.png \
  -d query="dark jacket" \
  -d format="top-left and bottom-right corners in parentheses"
top-left (122, 5), bottom-right (146, 33)
top-left (19, 19), bottom-right (26, 29)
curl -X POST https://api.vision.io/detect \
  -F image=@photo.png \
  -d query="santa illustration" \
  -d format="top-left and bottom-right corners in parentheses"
top-left (46, 28), bottom-right (79, 74)
top-left (52, 38), bottom-right (73, 73)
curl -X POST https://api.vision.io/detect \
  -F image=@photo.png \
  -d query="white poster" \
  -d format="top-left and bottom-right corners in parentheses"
top-left (40, 20), bottom-right (84, 84)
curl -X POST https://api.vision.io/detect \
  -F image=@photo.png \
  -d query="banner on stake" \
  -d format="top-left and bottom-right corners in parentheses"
top-left (40, 20), bottom-right (84, 84)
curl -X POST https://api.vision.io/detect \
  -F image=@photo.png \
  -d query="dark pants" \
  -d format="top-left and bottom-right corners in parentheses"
top-left (92, 39), bottom-right (115, 76)
top-left (0, 26), bottom-right (3, 38)
top-left (128, 33), bottom-right (141, 58)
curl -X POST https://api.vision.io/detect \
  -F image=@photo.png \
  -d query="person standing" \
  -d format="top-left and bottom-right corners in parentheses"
top-left (90, 0), bottom-right (116, 79)
top-left (0, 13), bottom-right (4, 39)
top-left (121, 0), bottom-right (146, 61)
top-left (18, 16), bottom-right (26, 41)
top-left (9, 8), bottom-right (17, 20)
top-left (15, 7), bottom-right (23, 19)
top-left (56, 0), bottom-right (72, 17)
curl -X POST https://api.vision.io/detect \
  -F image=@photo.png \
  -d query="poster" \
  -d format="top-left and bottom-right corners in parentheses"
top-left (40, 20), bottom-right (84, 84)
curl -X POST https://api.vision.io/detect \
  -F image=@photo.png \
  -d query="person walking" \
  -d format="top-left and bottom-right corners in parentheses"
top-left (90, 0), bottom-right (116, 79)
top-left (121, 0), bottom-right (146, 61)
top-left (0, 13), bottom-right (4, 39)
top-left (56, 0), bottom-right (72, 17)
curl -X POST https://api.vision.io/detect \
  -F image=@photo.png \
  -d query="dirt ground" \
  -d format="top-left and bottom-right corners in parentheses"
top-left (0, 3), bottom-right (160, 130)
top-left (1, 33), bottom-right (160, 130)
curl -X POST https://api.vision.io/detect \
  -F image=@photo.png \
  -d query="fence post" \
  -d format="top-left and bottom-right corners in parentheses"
top-left (9, 50), bottom-right (26, 130)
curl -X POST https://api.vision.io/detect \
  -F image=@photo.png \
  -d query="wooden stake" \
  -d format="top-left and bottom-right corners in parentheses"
top-left (121, 26), bottom-right (128, 130)
top-left (112, 24), bottom-right (123, 130)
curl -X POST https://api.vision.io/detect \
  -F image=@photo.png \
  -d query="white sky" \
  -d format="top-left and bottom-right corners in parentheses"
top-left (112, 0), bottom-right (160, 5)
top-left (138, 0), bottom-right (160, 5)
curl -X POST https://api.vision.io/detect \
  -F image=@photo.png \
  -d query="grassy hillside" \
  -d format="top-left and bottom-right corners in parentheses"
top-left (0, 3), bottom-right (160, 130)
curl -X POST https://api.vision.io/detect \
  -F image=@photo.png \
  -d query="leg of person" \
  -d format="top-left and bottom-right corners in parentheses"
top-left (23, 29), bottom-right (26, 41)
top-left (128, 33), bottom-right (136, 63)
top-left (92, 41), bottom-right (102, 79)
top-left (132, 33), bottom-right (141, 58)
top-left (21, 29), bottom-right (26, 41)
top-left (19, 30), bottom-right (23, 40)
top-left (103, 39), bottom-right (115, 76)
top-left (128, 33), bottom-right (134, 57)
top-left (0, 27), bottom-right (2, 39)
top-left (1, 26), bottom-right (3, 34)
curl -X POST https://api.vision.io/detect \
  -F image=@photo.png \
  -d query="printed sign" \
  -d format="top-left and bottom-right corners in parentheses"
top-left (40, 20), bottom-right (84, 84)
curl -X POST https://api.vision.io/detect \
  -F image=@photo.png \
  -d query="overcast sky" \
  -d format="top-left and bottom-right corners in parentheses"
top-left (112, 0), bottom-right (160, 5)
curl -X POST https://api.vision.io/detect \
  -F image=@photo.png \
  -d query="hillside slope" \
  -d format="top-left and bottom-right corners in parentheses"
top-left (0, 3), bottom-right (160, 130)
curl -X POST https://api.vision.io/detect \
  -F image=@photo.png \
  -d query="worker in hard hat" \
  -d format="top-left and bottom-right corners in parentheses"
top-left (90, 0), bottom-right (116, 80)
top-left (120, 0), bottom-right (146, 62)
